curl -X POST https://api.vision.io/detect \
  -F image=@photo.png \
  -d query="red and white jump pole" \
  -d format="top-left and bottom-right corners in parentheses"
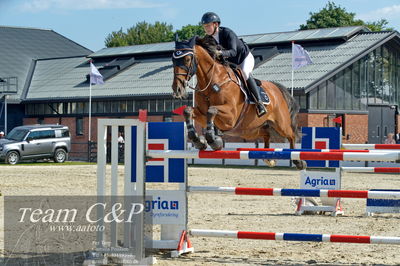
top-left (147, 150), bottom-right (400, 162)
top-left (189, 229), bottom-right (400, 245)
top-left (342, 144), bottom-right (400, 150)
top-left (341, 167), bottom-right (400, 173)
top-left (188, 186), bottom-right (400, 199)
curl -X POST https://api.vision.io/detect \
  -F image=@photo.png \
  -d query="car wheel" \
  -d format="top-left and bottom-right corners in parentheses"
top-left (6, 151), bottom-right (20, 165)
top-left (54, 148), bottom-right (67, 163)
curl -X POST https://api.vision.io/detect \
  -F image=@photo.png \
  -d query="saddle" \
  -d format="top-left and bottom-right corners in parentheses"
top-left (229, 64), bottom-right (270, 105)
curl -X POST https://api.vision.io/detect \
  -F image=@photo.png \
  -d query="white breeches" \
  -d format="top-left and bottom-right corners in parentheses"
top-left (239, 52), bottom-right (255, 80)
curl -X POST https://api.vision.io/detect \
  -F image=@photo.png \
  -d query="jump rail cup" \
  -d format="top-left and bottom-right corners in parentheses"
top-left (189, 229), bottom-right (400, 245)
top-left (147, 150), bottom-right (400, 162)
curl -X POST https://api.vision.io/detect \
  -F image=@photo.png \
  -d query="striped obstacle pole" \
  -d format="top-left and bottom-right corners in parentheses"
top-left (341, 167), bottom-right (400, 173)
top-left (189, 229), bottom-right (400, 245)
top-left (188, 186), bottom-right (400, 199)
top-left (342, 144), bottom-right (400, 150)
top-left (147, 150), bottom-right (400, 162)
top-left (236, 148), bottom-right (393, 153)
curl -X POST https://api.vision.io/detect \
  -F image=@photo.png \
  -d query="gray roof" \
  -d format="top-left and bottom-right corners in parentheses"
top-left (25, 57), bottom-right (174, 100)
top-left (253, 31), bottom-right (396, 91)
top-left (0, 26), bottom-right (92, 103)
top-left (24, 27), bottom-right (399, 101)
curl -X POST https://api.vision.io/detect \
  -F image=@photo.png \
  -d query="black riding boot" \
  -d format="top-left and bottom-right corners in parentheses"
top-left (247, 75), bottom-right (267, 117)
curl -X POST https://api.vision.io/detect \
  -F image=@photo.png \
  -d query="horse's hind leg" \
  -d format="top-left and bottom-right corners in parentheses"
top-left (184, 106), bottom-right (207, 150)
top-left (205, 106), bottom-right (223, 150)
top-left (288, 135), bottom-right (307, 170)
top-left (262, 129), bottom-right (276, 167)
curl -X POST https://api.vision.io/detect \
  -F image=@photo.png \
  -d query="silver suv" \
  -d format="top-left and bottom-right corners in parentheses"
top-left (0, 124), bottom-right (71, 165)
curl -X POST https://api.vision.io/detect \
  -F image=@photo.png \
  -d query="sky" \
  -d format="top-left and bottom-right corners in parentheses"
top-left (1, 0), bottom-right (399, 52)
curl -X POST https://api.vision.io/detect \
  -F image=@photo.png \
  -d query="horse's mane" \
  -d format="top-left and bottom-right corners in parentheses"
top-left (195, 35), bottom-right (228, 65)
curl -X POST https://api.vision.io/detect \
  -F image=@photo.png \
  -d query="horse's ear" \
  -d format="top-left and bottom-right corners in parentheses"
top-left (189, 35), bottom-right (198, 48)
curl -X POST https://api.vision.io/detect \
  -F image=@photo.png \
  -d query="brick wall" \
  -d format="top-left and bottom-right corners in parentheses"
top-left (343, 114), bottom-right (368, 144)
top-left (396, 114), bottom-right (400, 135)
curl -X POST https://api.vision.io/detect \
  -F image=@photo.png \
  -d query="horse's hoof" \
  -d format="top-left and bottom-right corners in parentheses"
top-left (294, 160), bottom-right (307, 170)
top-left (194, 136), bottom-right (207, 150)
top-left (264, 159), bottom-right (276, 167)
top-left (209, 136), bottom-right (223, 151)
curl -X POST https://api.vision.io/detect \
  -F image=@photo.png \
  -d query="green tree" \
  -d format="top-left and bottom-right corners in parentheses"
top-left (105, 21), bottom-right (174, 47)
top-left (364, 19), bottom-right (393, 32)
top-left (175, 23), bottom-right (204, 40)
top-left (300, 2), bottom-right (393, 32)
top-left (104, 22), bottom-right (208, 48)
top-left (105, 28), bottom-right (128, 47)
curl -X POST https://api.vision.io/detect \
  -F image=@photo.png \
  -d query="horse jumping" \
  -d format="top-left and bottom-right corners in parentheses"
top-left (172, 36), bottom-right (306, 170)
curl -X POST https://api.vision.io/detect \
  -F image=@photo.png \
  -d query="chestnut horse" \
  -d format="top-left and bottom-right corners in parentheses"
top-left (171, 36), bottom-right (306, 170)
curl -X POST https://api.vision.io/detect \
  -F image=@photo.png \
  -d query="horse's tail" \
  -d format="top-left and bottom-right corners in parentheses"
top-left (270, 81), bottom-right (301, 139)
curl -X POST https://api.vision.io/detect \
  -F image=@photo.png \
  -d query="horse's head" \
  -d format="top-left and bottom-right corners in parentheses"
top-left (171, 36), bottom-right (198, 99)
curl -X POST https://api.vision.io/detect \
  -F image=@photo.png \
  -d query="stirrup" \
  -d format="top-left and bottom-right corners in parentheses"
top-left (256, 103), bottom-right (267, 117)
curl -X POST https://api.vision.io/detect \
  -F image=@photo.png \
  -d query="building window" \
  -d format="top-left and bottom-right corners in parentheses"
top-left (318, 81), bottom-right (327, 109)
top-left (343, 67), bottom-right (352, 110)
top-left (165, 99), bottom-right (173, 112)
top-left (70, 102), bottom-right (77, 113)
top-left (309, 88), bottom-right (317, 109)
top-left (299, 95), bottom-right (307, 109)
top-left (26, 104), bottom-right (34, 115)
top-left (326, 79), bottom-right (335, 109)
top-left (119, 100), bottom-right (127, 113)
top-left (149, 99), bottom-right (157, 112)
top-left (135, 100), bottom-right (148, 111)
top-left (104, 101), bottom-right (111, 113)
top-left (127, 100), bottom-right (134, 112)
top-left (76, 117), bottom-right (84, 136)
top-left (63, 102), bottom-right (70, 114)
top-left (157, 99), bottom-right (164, 112)
top-left (35, 104), bottom-right (44, 115)
top-left (352, 61), bottom-right (361, 110)
top-left (111, 101), bottom-right (119, 112)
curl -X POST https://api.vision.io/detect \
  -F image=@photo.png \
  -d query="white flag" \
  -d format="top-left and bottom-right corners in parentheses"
top-left (292, 43), bottom-right (313, 69)
top-left (90, 62), bottom-right (104, 85)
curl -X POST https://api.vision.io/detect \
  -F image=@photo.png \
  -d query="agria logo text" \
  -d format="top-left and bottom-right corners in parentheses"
top-left (145, 197), bottom-right (179, 212)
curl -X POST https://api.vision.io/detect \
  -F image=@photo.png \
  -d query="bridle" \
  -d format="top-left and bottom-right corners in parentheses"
top-left (172, 47), bottom-right (216, 92)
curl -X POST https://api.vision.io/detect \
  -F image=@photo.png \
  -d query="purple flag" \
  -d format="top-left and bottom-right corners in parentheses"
top-left (292, 43), bottom-right (313, 69)
top-left (90, 62), bottom-right (104, 85)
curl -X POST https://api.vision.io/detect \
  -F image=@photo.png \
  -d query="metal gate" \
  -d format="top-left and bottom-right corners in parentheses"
top-left (368, 105), bottom-right (396, 144)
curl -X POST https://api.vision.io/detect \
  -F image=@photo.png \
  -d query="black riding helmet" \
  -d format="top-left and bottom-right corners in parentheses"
top-left (201, 12), bottom-right (221, 24)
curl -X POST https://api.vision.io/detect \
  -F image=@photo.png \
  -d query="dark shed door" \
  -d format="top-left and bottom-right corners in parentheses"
top-left (368, 105), bottom-right (396, 144)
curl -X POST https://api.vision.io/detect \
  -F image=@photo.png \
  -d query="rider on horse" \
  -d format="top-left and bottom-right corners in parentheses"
top-left (201, 12), bottom-right (267, 117)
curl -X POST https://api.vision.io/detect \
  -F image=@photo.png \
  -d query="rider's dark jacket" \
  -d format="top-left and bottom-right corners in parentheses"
top-left (216, 26), bottom-right (250, 65)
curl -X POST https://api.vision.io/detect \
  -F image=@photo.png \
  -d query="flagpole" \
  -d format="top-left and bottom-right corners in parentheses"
top-left (89, 82), bottom-right (92, 142)
top-left (291, 68), bottom-right (294, 96)
top-left (291, 41), bottom-right (294, 96)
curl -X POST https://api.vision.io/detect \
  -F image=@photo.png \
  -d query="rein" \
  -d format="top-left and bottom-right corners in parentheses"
top-left (173, 46), bottom-right (240, 94)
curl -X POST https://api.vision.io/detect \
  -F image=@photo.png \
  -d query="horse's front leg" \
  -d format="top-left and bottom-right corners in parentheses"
top-left (205, 106), bottom-right (223, 151)
top-left (184, 106), bottom-right (207, 150)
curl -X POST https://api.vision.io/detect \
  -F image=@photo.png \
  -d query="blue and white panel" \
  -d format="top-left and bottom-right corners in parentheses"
top-left (367, 189), bottom-right (400, 215)
top-left (301, 127), bottom-right (342, 167)
top-left (131, 122), bottom-right (186, 183)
